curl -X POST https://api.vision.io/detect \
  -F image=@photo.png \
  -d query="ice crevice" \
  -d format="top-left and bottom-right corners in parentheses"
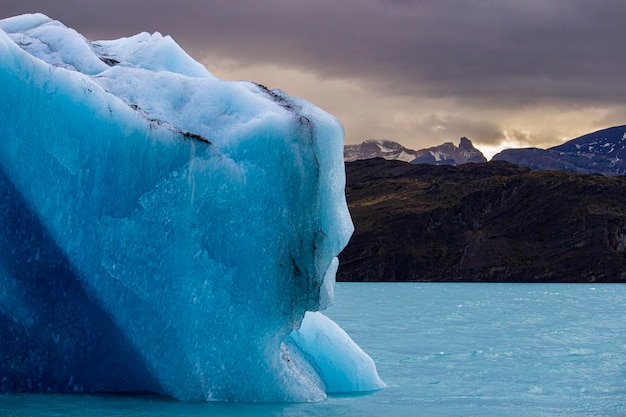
top-left (0, 13), bottom-right (384, 402)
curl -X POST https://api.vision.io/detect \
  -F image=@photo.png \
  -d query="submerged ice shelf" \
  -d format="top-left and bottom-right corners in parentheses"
top-left (0, 13), bottom-right (383, 401)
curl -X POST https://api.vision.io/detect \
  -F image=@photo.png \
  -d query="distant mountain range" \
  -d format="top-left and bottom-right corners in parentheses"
top-left (344, 137), bottom-right (487, 165)
top-left (346, 125), bottom-right (626, 176)
top-left (344, 139), bottom-right (420, 163)
top-left (493, 125), bottom-right (626, 176)
top-left (338, 158), bottom-right (626, 282)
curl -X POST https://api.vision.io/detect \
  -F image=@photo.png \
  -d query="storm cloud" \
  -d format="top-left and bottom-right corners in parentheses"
top-left (2, 0), bottom-right (625, 155)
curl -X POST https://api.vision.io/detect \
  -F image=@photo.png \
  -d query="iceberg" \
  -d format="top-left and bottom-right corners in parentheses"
top-left (0, 14), bottom-right (383, 401)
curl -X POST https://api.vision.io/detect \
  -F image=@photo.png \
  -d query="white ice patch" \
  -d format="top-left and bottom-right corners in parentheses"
top-left (289, 312), bottom-right (385, 393)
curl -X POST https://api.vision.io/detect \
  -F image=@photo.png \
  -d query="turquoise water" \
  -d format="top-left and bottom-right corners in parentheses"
top-left (2, 283), bottom-right (625, 416)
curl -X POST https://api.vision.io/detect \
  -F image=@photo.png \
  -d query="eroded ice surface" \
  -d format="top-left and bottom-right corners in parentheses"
top-left (0, 13), bottom-right (383, 401)
top-left (289, 312), bottom-right (386, 393)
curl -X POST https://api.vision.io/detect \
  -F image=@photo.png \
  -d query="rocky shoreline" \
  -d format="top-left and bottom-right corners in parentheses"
top-left (338, 158), bottom-right (626, 282)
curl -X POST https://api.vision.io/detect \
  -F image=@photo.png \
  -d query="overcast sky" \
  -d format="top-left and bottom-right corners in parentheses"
top-left (3, 1), bottom-right (626, 158)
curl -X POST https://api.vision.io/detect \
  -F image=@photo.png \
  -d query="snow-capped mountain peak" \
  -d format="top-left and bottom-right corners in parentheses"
top-left (493, 125), bottom-right (626, 176)
top-left (344, 139), bottom-right (419, 162)
top-left (344, 137), bottom-right (487, 166)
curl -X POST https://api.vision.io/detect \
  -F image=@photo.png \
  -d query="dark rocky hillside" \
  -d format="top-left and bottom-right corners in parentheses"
top-left (337, 158), bottom-right (626, 282)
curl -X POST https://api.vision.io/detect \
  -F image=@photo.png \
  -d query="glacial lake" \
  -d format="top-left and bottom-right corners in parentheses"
top-left (2, 283), bottom-right (624, 417)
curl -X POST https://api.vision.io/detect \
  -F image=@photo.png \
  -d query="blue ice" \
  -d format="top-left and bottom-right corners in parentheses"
top-left (0, 14), bottom-right (383, 401)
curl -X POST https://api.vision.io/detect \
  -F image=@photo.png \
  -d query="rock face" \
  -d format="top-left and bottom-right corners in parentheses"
top-left (338, 158), bottom-right (626, 282)
top-left (493, 125), bottom-right (626, 176)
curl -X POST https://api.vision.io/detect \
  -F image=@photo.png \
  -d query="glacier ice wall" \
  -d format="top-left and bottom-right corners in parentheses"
top-left (0, 14), bottom-right (383, 401)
